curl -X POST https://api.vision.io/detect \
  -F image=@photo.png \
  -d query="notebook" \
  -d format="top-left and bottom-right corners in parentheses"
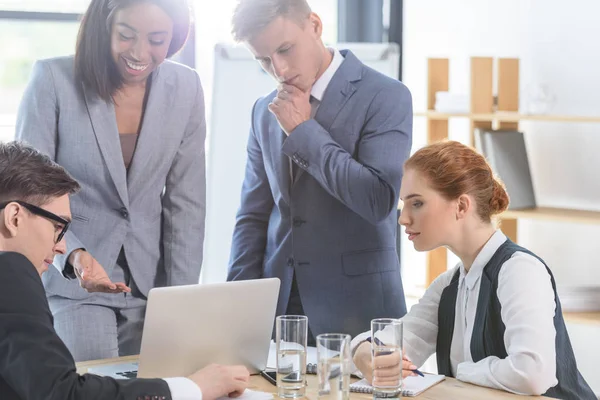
top-left (217, 390), bottom-right (273, 400)
top-left (265, 340), bottom-right (319, 374)
top-left (474, 128), bottom-right (536, 210)
top-left (349, 374), bottom-right (445, 397)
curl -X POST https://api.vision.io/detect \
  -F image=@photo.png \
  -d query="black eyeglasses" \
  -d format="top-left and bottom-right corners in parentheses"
top-left (0, 200), bottom-right (70, 244)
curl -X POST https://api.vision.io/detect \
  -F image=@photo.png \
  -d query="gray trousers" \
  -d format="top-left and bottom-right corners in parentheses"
top-left (48, 249), bottom-right (147, 362)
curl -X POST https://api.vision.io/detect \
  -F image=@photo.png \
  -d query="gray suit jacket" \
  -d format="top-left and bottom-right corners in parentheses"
top-left (228, 50), bottom-right (412, 338)
top-left (16, 56), bottom-right (206, 299)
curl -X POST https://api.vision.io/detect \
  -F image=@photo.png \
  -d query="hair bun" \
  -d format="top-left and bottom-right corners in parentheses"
top-left (489, 179), bottom-right (510, 215)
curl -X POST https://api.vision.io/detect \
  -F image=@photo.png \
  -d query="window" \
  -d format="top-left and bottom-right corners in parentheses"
top-left (1, 1), bottom-right (86, 142)
top-left (0, 18), bottom-right (80, 141)
top-left (0, 0), bottom-right (89, 13)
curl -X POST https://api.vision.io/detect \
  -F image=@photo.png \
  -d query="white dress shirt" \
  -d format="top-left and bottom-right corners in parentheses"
top-left (351, 230), bottom-right (559, 395)
top-left (310, 47), bottom-right (344, 109)
top-left (165, 377), bottom-right (203, 399)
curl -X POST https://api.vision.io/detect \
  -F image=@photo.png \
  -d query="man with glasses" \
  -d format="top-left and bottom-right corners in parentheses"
top-left (0, 198), bottom-right (128, 293)
top-left (0, 141), bottom-right (249, 399)
top-left (0, 200), bottom-right (70, 243)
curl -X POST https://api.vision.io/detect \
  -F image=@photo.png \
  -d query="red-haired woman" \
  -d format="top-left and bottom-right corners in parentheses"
top-left (352, 141), bottom-right (595, 399)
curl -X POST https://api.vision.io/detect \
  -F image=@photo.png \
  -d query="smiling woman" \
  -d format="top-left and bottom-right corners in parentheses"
top-left (15, 0), bottom-right (207, 363)
top-left (0, 19), bottom-right (79, 142)
top-left (75, 0), bottom-right (190, 101)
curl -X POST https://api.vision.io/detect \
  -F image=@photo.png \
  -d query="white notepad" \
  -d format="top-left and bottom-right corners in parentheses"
top-left (350, 374), bottom-right (445, 397)
top-left (218, 389), bottom-right (273, 400)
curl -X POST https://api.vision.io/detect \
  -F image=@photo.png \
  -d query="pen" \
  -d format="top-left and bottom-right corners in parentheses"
top-left (371, 336), bottom-right (425, 377)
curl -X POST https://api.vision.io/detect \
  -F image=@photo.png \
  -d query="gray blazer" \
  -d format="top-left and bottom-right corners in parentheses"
top-left (228, 50), bottom-right (412, 338)
top-left (16, 56), bottom-right (206, 299)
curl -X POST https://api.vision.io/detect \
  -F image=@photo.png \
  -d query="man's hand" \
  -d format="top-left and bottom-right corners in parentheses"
top-left (268, 83), bottom-right (311, 135)
top-left (68, 250), bottom-right (130, 293)
top-left (353, 341), bottom-right (419, 385)
top-left (188, 364), bottom-right (250, 400)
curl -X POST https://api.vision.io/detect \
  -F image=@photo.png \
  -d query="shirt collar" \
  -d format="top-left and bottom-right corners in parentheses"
top-left (310, 48), bottom-right (344, 102)
top-left (459, 230), bottom-right (507, 290)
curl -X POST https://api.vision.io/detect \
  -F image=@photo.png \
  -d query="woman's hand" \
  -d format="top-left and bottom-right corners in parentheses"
top-left (353, 341), bottom-right (420, 385)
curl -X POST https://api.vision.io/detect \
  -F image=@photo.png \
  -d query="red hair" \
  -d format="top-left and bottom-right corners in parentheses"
top-left (404, 140), bottom-right (509, 222)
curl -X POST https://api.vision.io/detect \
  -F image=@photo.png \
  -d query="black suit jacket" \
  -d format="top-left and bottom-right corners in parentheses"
top-left (0, 251), bottom-right (172, 400)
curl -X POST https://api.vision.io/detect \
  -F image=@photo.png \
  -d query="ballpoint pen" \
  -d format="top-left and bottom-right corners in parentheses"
top-left (370, 336), bottom-right (425, 377)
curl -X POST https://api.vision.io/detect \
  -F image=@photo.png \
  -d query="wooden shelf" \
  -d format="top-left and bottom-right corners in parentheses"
top-left (563, 312), bottom-right (600, 326)
top-left (399, 206), bottom-right (600, 226)
top-left (415, 110), bottom-right (600, 123)
top-left (500, 207), bottom-right (600, 225)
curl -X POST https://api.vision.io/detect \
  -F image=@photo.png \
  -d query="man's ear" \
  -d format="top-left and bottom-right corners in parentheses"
top-left (308, 12), bottom-right (323, 37)
top-left (2, 203), bottom-right (21, 238)
top-left (456, 194), bottom-right (471, 220)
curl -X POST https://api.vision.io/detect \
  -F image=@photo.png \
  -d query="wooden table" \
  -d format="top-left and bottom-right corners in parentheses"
top-left (76, 356), bottom-right (551, 400)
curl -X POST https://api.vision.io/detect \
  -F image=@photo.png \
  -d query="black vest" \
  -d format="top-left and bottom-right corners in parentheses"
top-left (436, 239), bottom-right (595, 399)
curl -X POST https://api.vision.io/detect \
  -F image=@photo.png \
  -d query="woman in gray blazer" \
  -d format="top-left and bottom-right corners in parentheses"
top-left (16, 0), bottom-right (206, 362)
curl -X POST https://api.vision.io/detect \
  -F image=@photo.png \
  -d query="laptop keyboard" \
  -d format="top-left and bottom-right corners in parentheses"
top-left (115, 370), bottom-right (138, 379)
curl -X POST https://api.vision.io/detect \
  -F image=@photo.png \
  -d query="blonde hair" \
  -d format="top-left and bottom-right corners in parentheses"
top-left (231, 0), bottom-right (311, 42)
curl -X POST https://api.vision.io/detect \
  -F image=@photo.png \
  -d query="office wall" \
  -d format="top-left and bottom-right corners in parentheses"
top-left (402, 0), bottom-right (600, 392)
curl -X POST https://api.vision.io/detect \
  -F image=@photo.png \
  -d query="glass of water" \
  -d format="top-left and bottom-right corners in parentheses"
top-left (371, 318), bottom-right (403, 400)
top-left (276, 315), bottom-right (308, 398)
top-left (316, 333), bottom-right (351, 400)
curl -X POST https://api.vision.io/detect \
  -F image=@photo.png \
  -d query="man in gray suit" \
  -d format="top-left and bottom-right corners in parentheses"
top-left (228, 0), bottom-right (412, 342)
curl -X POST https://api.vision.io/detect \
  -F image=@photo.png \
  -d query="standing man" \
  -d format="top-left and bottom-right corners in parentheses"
top-left (227, 0), bottom-right (413, 341)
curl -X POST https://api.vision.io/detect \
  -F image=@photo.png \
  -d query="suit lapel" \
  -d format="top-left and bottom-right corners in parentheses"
top-left (292, 50), bottom-right (361, 184)
top-left (271, 122), bottom-right (291, 204)
top-left (127, 68), bottom-right (174, 194)
top-left (83, 85), bottom-right (129, 207)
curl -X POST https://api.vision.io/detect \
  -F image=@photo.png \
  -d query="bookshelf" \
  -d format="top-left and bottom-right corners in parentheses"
top-left (501, 207), bottom-right (600, 225)
top-left (415, 111), bottom-right (600, 123)
top-left (563, 312), bottom-right (600, 326)
top-left (416, 58), bottom-right (600, 327)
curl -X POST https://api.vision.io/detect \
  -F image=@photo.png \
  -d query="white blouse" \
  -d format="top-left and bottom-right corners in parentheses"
top-left (351, 230), bottom-right (559, 395)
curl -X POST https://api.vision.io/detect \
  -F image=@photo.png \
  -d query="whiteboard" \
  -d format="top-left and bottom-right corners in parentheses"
top-left (202, 42), bottom-right (400, 283)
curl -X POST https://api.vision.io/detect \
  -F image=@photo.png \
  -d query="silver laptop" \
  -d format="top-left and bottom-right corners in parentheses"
top-left (88, 278), bottom-right (280, 379)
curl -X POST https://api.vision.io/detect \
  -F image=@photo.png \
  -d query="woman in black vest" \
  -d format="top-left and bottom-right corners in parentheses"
top-left (352, 141), bottom-right (595, 399)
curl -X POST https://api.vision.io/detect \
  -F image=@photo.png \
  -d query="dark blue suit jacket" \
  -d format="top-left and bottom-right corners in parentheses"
top-left (0, 252), bottom-right (171, 400)
top-left (228, 50), bottom-right (412, 337)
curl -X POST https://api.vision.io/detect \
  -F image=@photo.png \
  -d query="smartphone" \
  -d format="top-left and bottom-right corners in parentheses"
top-left (260, 370), bottom-right (277, 386)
